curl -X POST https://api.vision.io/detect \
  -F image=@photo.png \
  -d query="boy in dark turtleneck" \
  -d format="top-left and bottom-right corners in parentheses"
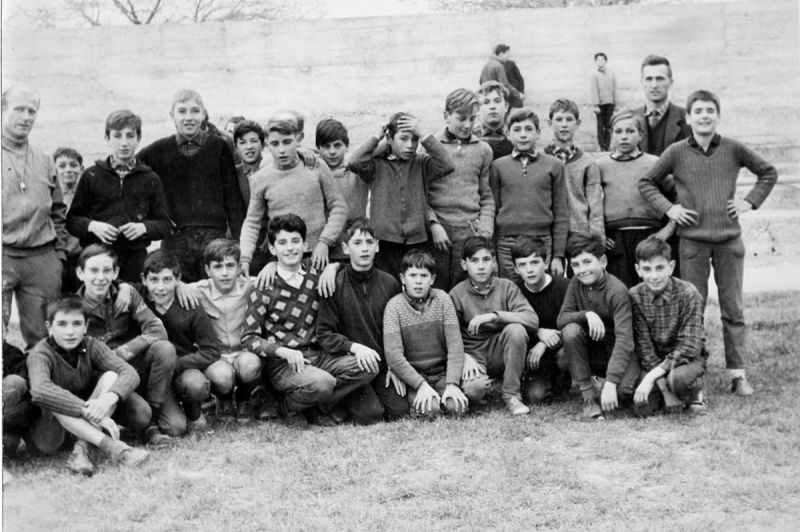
top-left (316, 217), bottom-right (404, 422)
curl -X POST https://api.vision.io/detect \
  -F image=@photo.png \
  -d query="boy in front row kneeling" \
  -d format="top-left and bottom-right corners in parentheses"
top-left (449, 237), bottom-right (538, 415)
top-left (383, 250), bottom-right (472, 419)
top-left (25, 295), bottom-right (150, 476)
top-left (557, 233), bottom-right (639, 419)
top-left (630, 236), bottom-right (707, 416)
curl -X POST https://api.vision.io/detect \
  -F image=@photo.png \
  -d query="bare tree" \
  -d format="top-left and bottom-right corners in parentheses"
top-left (402, 0), bottom-right (643, 13)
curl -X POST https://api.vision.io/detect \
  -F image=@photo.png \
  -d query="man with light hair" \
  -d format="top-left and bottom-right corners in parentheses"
top-left (2, 84), bottom-right (69, 349)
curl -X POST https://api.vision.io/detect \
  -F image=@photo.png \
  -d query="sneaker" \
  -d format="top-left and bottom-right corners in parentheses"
top-left (187, 413), bottom-right (208, 433)
top-left (144, 425), bottom-right (173, 449)
top-left (505, 397), bottom-right (530, 416)
top-left (108, 440), bottom-right (150, 467)
top-left (236, 400), bottom-right (254, 424)
top-left (216, 398), bottom-right (236, 419)
top-left (583, 396), bottom-right (604, 419)
top-left (66, 441), bottom-right (95, 477)
top-left (591, 376), bottom-right (606, 397)
top-left (732, 376), bottom-right (755, 397)
top-left (686, 393), bottom-right (708, 415)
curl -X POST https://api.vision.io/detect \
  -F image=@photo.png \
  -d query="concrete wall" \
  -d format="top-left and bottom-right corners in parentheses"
top-left (2, 0), bottom-right (798, 163)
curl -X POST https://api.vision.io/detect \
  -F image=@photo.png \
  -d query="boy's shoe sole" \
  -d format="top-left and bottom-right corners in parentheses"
top-left (108, 441), bottom-right (150, 467)
top-left (66, 442), bottom-right (95, 477)
top-left (505, 398), bottom-right (530, 416)
top-left (731, 377), bottom-right (755, 397)
top-left (583, 397), bottom-right (604, 420)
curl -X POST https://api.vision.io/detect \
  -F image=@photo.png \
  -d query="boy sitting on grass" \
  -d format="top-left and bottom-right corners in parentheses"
top-left (315, 118), bottom-right (369, 264)
top-left (630, 236), bottom-right (707, 416)
top-left (449, 236), bottom-right (538, 415)
top-left (241, 214), bottom-right (370, 426)
top-left (490, 108), bottom-right (569, 282)
top-left (511, 237), bottom-right (572, 404)
top-left (66, 110), bottom-right (172, 283)
top-left (53, 147), bottom-right (84, 294)
top-left (347, 112), bottom-right (455, 281)
top-left (76, 244), bottom-right (177, 446)
top-left (26, 295), bottom-right (150, 476)
top-left (383, 249), bottom-right (471, 419)
top-left (639, 90), bottom-right (778, 397)
top-left (316, 217), bottom-right (403, 423)
top-left (557, 233), bottom-right (638, 419)
top-left (138, 249), bottom-right (227, 433)
top-left (543, 99), bottom-right (604, 242)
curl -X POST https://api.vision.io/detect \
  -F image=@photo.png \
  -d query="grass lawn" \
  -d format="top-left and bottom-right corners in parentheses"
top-left (3, 292), bottom-right (800, 532)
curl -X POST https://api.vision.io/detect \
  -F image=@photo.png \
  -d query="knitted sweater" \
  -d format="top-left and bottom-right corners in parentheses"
top-left (449, 277), bottom-right (538, 362)
top-left (590, 68), bottom-right (617, 105)
top-left (427, 129), bottom-right (495, 236)
top-left (556, 272), bottom-right (633, 385)
top-left (347, 134), bottom-right (455, 245)
top-left (383, 289), bottom-right (465, 390)
top-left (240, 158), bottom-right (347, 265)
top-left (516, 275), bottom-right (570, 331)
top-left (27, 337), bottom-right (139, 418)
top-left (137, 135), bottom-right (245, 239)
top-left (316, 265), bottom-right (401, 358)
top-left (639, 135), bottom-right (777, 242)
top-left (489, 152), bottom-right (569, 257)
top-left (241, 263), bottom-right (324, 358)
top-left (2, 138), bottom-right (68, 256)
top-left (544, 147), bottom-right (605, 238)
top-left (66, 158), bottom-right (172, 251)
top-left (597, 153), bottom-right (666, 230)
top-left (328, 163), bottom-right (369, 261)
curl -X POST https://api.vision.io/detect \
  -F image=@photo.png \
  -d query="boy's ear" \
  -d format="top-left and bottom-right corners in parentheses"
top-left (341, 242), bottom-right (349, 256)
top-left (141, 273), bottom-right (147, 283)
top-left (461, 259), bottom-right (468, 272)
top-left (297, 132), bottom-right (305, 143)
top-left (548, 118), bottom-right (553, 127)
top-left (634, 263), bottom-right (644, 278)
top-left (204, 263), bottom-right (211, 277)
top-left (576, 118), bottom-right (582, 126)
top-left (76, 267), bottom-right (85, 281)
top-left (600, 255), bottom-right (608, 268)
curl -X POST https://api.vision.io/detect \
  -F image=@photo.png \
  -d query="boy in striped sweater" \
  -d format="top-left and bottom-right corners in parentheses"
top-left (639, 90), bottom-right (777, 396)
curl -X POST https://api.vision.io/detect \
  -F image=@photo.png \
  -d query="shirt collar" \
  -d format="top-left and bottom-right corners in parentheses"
top-left (175, 130), bottom-right (207, 146)
top-left (477, 122), bottom-right (507, 136)
top-left (277, 263), bottom-right (306, 281)
top-left (687, 133), bottom-right (721, 152)
top-left (545, 143), bottom-right (577, 163)
top-left (47, 337), bottom-right (88, 356)
top-left (645, 101), bottom-right (670, 119)
top-left (1, 135), bottom-right (28, 152)
top-left (610, 151), bottom-right (643, 161)
top-left (512, 149), bottom-right (538, 161)
top-left (441, 128), bottom-right (477, 144)
top-left (208, 278), bottom-right (245, 300)
top-left (77, 283), bottom-right (118, 306)
top-left (110, 155), bottom-right (136, 172)
top-left (402, 288), bottom-right (433, 311)
top-left (647, 276), bottom-right (676, 304)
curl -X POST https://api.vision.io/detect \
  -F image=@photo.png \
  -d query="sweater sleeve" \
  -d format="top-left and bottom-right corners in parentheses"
top-left (605, 282), bottom-right (634, 385)
top-left (239, 171), bottom-right (268, 265)
top-left (88, 338), bottom-right (141, 401)
top-left (316, 163), bottom-right (348, 247)
top-left (27, 351), bottom-right (86, 417)
top-left (590, 72), bottom-right (600, 106)
top-left (495, 63), bottom-right (520, 100)
top-left (441, 294), bottom-right (465, 386)
top-left (557, 279), bottom-right (587, 329)
top-left (240, 288), bottom-right (280, 359)
top-left (65, 168), bottom-right (94, 239)
top-left (489, 163), bottom-right (502, 216)
top-left (174, 308), bottom-right (221, 374)
top-left (494, 283), bottom-right (539, 334)
top-left (316, 281), bottom-right (354, 357)
top-left (477, 145), bottom-right (496, 238)
top-left (420, 134), bottom-right (456, 183)
top-left (639, 149), bottom-right (677, 215)
top-left (737, 142), bottom-right (778, 209)
top-left (630, 291), bottom-right (661, 372)
top-left (346, 136), bottom-right (380, 183)
top-left (584, 160), bottom-right (605, 240)
top-left (141, 174), bottom-right (173, 241)
top-left (551, 162), bottom-right (570, 258)
top-left (116, 291), bottom-right (168, 360)
top-left (221, 142), bottom-right (246, 240)
top-left (383, 297), bottom-right (426, 390)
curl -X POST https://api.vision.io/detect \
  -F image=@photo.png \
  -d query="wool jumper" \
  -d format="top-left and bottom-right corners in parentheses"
top-left (597, 153), bottom-right (666, 230)
top-left (544, 147), bottom-right (605, 238)
top-left (383, 289), bottom-right (465, 390)
top-left (516, 275), bottom-right (570, 331)
top-left (639, 136), bottom-right (778, 243)
top-left (590, 69), bottom-right (617, 105)
top-left (489, 152), bottom-right (569, 257)
top-left (137, 135), bottom-right (245, 239)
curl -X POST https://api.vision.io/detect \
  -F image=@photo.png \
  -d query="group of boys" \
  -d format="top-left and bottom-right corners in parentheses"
top-left (2, 51), bottom-right (777, 478)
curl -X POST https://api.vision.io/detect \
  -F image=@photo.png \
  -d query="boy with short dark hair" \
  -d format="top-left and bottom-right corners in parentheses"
top-left (511, 237), bottom-right (571, 404)
top-left (557, 233), bottom-right (638, 419)
top-left (630, 236), bottom-right (707, 416)
top-left (449, 236), bottom-right (537, 415)
top-left (53, 147), bottom-right (84, 293)
top-left (474, 81), bottom-right (514, 160)
top-left (242, 214), bottom-right (370, 425)
top-left (428, 89), bottom-right (495, 290)
top-left (315, 118), bottom-right (369, 264)
top-left (639, 90), bottom-right (778, 396)
top-left (490, 108), bottom-right (569, 283)
top-left (138, 249), bottom-right (227, 433)
top-left (383, 249), bottom-right (471, 419)
top-left (25, 295), bottom-right (150, 476)
top-left (544, 98), bottom-right (604, 242)
top-left (76, 244), bottom-right (177, 446)
top-left (67, 109), bottom-right (172, 282)
top-left (241, 118), bottom-right (348, 278)
top-left (233, 120), bottom-right (270, 275)
top-left (316, 217), bottom-right (404, 422)
top-left (347, 113), bottom-right (455, 281)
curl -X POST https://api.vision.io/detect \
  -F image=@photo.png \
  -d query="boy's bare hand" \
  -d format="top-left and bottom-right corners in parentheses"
top-left (175, 282), bottom-right (200, 310)
top-left (413, 381), bottom-right (440, 415)
top-left (297, 147), bottom-right (319, 169)
top-left (600, 381), bottom-right (619, 412)
top-left (83, 392), bottom-right (118, 423)
top-left (585, 311), bottom-right (605, 341)
top-left (537, 328), bottom-right (561, 349)
top-left (385, 369), bottom-right (406, 397)
top-left (441, 384), bottom-right (468, 414)
top-left (113, 283), bottom-right (132, 317)
top-left (666, 204), bottom-right (699, 226)
top-left (318, 262), bottom-right (340, 297)
top-left (550, 257), bottom-right (565, 277)
top-left (605, 237), bottom-right (615, 250)
top-left (119, 222), bottom-right (147, 241)
top-left (375, 124), bottom-right (388, 140)
top-left (461, 352), bottom-right (485, 381)
top-left (634, 378), bottom-right (655, 405)
top-left (88, 221), bottom-right (120, 244)
top-left (98, 417), bottom-right (120, 440)
top-left (527, 342), bottom-right (547, 369)
top-left (468, 313), bottom-right (497, 335)
top-left (727, 198), bottom-right (753, 219)
top-left (654, 222), bottom-right (676, 241)
top-left (430, 223), bottom-right (451, 251)
top-left (663, 389), bottom-right (684, 414)
top-left (311, 242), bottom-right (329, 270)
top-left (276, 347), bottom-right (307, 373)
top-left (255, 262), bottom-right (278, 291)
top-left (351, 343), bottom-right (380, 373)
top-left (398, 116), bottom-right (426, 139)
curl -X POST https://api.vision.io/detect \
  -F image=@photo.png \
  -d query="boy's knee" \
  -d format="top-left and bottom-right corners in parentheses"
top-left (417, 401), bottom-right (441, 420)
top-left (234, 353), bottom-right (262, 384)
top-left (127, 401), bottom-right (153, 432)
top-left (176, 369), bottom-right (210, 403)
top-left (151, 340), bottom-right (177, 364)
top-left (524, 377), bottom-right (549, 405)
top-left (28, 411), bottom-right (65, 455)
top-left (348, 395), bottom-right (384, 426)
top-left (462, 375), bottom-right (490, 404)
top-left (205, 361), bottom-right (236, 395)
top-left (308, 373), bottom-right (336, 401)
top-left (160, 414), bottom-right (187, 438)
top-left (3, 375), bottom-right (28, 406)
top-left (502, 323), bottom-right (528, 346)
top-left (561, 323), bottom-right (584, 344)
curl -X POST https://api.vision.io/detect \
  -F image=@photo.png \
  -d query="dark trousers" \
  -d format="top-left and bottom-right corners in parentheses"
top-left (523, 347), bottom-right (571, 404)
top-left (432, 223), bottom-right (474, 291)
top-left (161, 227), bottom-right (227, 283)
top-left (462, 324), bottom-right (529, 402)
top-left (116, 248), bottom-right (149, 284)
top-left (374, 241), bottom-right (427, 283)
top-left (596, 103), bottom-right (615, 151)
top-left (633, 356), bottom-right (706, 416)
top-left (130, 340), bottom-right (177, 410)
top-left (371, 367), bottom-right (411, 421)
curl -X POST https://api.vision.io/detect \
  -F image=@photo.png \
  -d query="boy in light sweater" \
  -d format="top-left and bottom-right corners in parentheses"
top-left (639, 90), bottom-right (777, 396)
top-left (428, 89), bottom-right (495, 290)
